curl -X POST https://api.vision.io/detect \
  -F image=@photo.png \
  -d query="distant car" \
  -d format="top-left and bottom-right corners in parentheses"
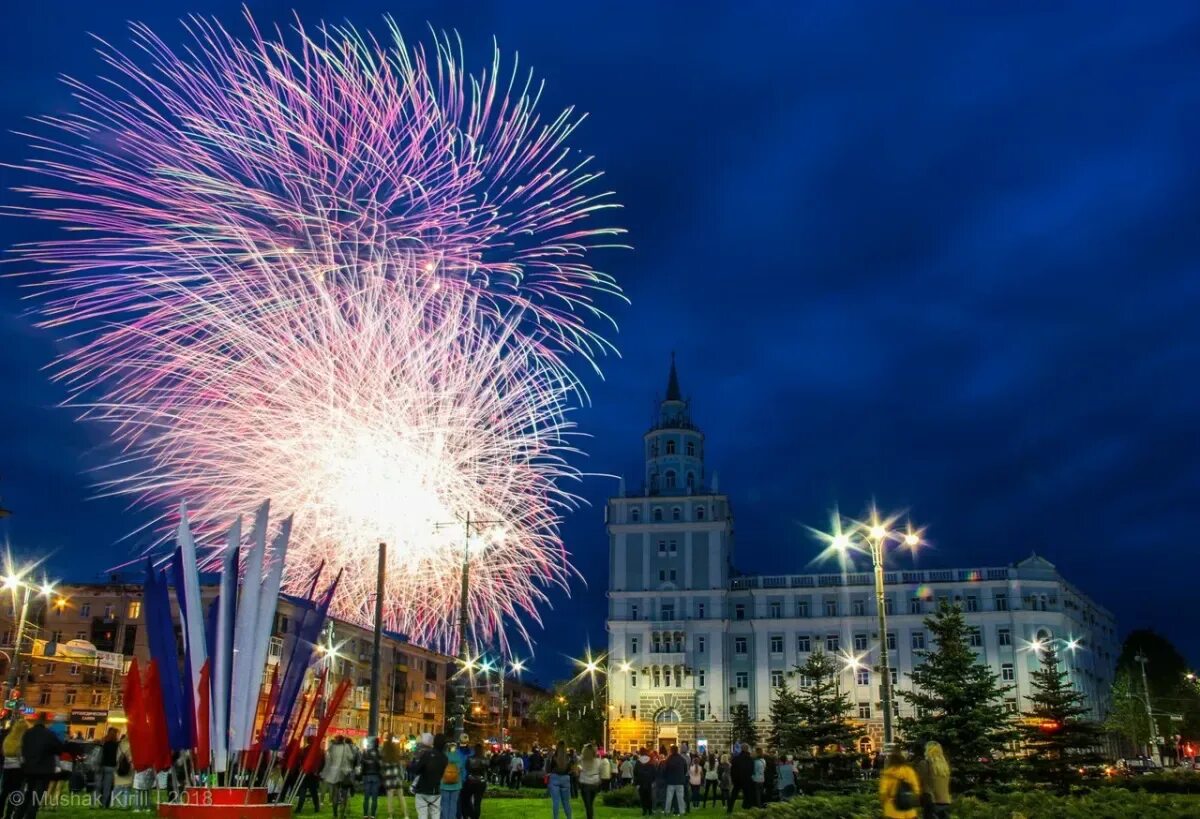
top-left (1115, 756), bottom-right (1162, 775)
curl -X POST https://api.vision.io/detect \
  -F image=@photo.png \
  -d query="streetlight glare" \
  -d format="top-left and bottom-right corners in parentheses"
top-left (903, 532), bottom-right (919, 547)
top-left (2, 575), bottom-right (19, 591)
top-left (869, 524), bottom-right (888, 540)
top-left (40, 583), bottom-right (55, 597)
top-left (619, 662), bottom-right (632, 673)
top-left (831, 533), bottom-right (852, 551)
top-left (510, 658), bottom-right (525, 674)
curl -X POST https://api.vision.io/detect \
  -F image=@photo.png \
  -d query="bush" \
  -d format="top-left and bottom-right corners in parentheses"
top-left (742, 793), bottom-right (876, 819)
top-left (480, 786), bottom-right (548, 799)
top-left (599, 787), bottom-right (642, 808)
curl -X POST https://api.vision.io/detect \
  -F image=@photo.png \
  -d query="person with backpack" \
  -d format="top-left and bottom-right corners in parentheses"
top-left (410, 734), bottom-right (448, 819)
top-left (879, 748), bottom-right (922, 819)
top-left (358, 737), bottom-right (383, 819)
top-left (112, 735), bottom-right (134, 807)
top-left (461, 743), bottom-right (487, 819)
top-left (546, 741), bottom-right (574, 819)
top-left (437, 735), bottom-right (467, 819)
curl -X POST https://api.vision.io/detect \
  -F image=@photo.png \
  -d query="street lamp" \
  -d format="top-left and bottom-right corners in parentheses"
top-left (437, 514), bottom-right (505, 737)
top-left (1, 562), bottom-right (57, 716)
top-left (811, 505), bottom-right (923, 751)
top-left (494, 658), bottom-right (524, 748)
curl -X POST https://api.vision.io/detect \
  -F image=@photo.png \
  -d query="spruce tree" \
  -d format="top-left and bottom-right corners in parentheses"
top-left (730, 703), bottom-right (759, 746)
top-left (768, 685), bottom-right (802, 753)
top-left (792, 649), bottom-right (864, 780)
top-left (899, 601), bottom-right (1017, 788)
top-left (1020, 645), bottom-right (1103, 791)
top-left (1104, 671), bottom-right (1151, 756)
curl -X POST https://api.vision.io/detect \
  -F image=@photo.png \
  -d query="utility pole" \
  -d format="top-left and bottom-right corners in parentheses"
top-left (1135, 651), bottom-right (1156, 759)
top-left (367, 542), bottom-right (386, 740)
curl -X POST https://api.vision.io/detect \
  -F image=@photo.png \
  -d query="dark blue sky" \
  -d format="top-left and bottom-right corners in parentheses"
top-left (3, 2), bottom-right (1199, 684)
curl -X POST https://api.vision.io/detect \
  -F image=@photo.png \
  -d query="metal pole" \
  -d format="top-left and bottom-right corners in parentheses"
top-left (5, 587), bottom-right (31, 708)
top-left (368, 542), bottom-right (386, 740)
top-left (873, 536), bottom-right (893, 750)
top-left (1136, 652), bottom-right (1155, 758)
top-left (498, 667), bottom-right (505, 747)
top-left (453, 514), bottom-right (472, 737)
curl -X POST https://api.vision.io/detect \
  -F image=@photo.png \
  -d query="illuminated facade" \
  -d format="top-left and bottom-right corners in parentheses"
top-left (605, 362), bottom-right (1119, 753)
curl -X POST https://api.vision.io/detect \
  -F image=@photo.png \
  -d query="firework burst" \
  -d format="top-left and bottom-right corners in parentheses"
top-left (10, 13), bottom-right (624, 652)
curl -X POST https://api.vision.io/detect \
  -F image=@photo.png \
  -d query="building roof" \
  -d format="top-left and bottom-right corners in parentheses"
top-left (665, 353), bottom-right (682, 402)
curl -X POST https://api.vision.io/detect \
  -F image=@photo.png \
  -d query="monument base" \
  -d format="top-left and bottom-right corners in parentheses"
top-left (158, 787), bottom-right (290, 819)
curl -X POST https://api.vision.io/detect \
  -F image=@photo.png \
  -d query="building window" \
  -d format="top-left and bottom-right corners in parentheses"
top-left (856, 668), bottom-right (870, 686)
top-left (771, 670), bottom-right (784, 688)
top-left (631, 605), bottom-right (639, 621)
top-left (824, 600), bottom-right (837, 617)
top-left (654, 508), bottom-right (663, 522)
top-left (1001, 663), bottom-right (1015, 682)
top-left (909, 598), bottom-right (922, 614)
top-left (853, 634), bottom-right (868, 651)
top-left (658, 540), bottom-right (667, 556)
top-left (858, 702), bottom-right (872, 719)
top-left (630, 706), bottom-right (637, 720)
top-left (38, 691), bottom-right (50, 706)
top-left (769, 601), bottom-right (782, 619)
top-left (631, 508), bottom-right (640, 522)
top-left (826, 634), bottom-right (839, 652)
top-left (964, 596), bottom-right (978, 613)
top-left (995, 593), bottom-right (1008, 612)
top-left (698, 636), bottom-right (706, 653)
top-left (103, 604), bottom-right (115, 618)
top-left (687, 473), bottom-right (695, 491)
top-left (668, 539), bottom-right (678, 554)
top-left (735, 672), bottom-right (749, 689)
top-left (884, 597), bottom-right (894, 615)
top-left (672, 507), bottom-right (681, 521)
top-left (42, 664), bottom-right (54, 676)
top-left (796, 600), bottom-right (810, 618)
top-left (80, 604), bottom-right (91, 617)
top-left (698, 670), bottom-right (706, 687)
top-left (799, 674), bottom-right (812, 688)
top-left (886, 632), bottom-right (896, 651)
top-left (669, 570), bottom-right (677, 582)
top-left (852, 599), bottom-right (866, 616)
top-left (661, 604), bottom-right (675, 621)
top-left (696, 506), bottom-right (705, 520)
top-left (686, 441), bottom-right (695, 456)
top-left (127, 601), bottom-right (142, 619)
top-left (698, 704), bottom-right (707, 721)
top-left (64, 691), bottom-right (77, 706)
top-left (696, 602), bottom-right (706, 619)
top-left (665, 471), bottom-right (677, 489)
top-left (797, 635), bottom-right (811, 653)
top-left (91, 690), bottom-right (103, 707)
top-left (1004, 698), bottom-right (1018, 713)
top-left (659, 570), bottom-right (666, 582)
top-left (969, 629), bottom-right (983, 648)
top-left (666, 441), bottom-right (676, 455)
top-left (734, 604), bottom-right (745, 621)
top-left (734, 638), bottom-right (747, 655)
top-left (631, 672), bottom-right (638, 687)
top-left (769, 636), bottom-right (783, 654)
top-left (911, 632), bottom-right (925, 650)
top-left (890, 668), bottom-right (898, 685)
top-left (69, 664), bottom-right (80, 676)
top-left (998, 628), bottom-right (1012, 647)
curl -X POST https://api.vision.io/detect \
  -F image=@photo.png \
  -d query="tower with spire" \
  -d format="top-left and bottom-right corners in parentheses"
top-left (644, 354), bottom-right (705, 496)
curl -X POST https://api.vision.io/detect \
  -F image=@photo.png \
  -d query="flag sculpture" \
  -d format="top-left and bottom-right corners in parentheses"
top-left (126, 500), bottom-right (345, 817)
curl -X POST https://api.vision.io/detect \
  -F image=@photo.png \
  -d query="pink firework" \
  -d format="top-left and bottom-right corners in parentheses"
top-left (10, 14), bottom-right (624, 653)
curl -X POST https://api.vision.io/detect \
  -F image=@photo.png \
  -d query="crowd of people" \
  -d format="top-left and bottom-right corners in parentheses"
top-left (0, 717), bottom-right (956, 819)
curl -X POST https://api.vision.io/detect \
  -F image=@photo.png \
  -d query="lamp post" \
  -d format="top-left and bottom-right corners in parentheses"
top-left (367, 542), bottom-right (386, 741)
top-left (437, 515), bottom-right (505, 738)
top-left (814, 506), bottom-right (922, 752)
top-left (1135, 651), bottom-right (1156, 759)
top-left (496, 658), bottom-right (524, 748)
top-left (2, 569), bottom-right (56, 717)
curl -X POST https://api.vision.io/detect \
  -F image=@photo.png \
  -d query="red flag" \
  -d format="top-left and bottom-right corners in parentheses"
top-left (283, 669), bottom-right (326, 771)
top-left (302, 678), bottom-right (350, 774)
top-left (195, 661), bottom-right (211, 772)
top-left (143, 661), bottom-right (172, 771)
top-left (123, 658), bottom-right (150, 771)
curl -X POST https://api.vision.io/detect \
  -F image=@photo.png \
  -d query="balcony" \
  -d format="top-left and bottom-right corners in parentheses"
top-left (642, 652), bottom-right (686, 667)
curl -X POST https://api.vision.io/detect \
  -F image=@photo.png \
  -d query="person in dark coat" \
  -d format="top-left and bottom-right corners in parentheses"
top-left (726, 745), bottom-right (755, 815)
top-left (632, 750), bottom-right (656, 817)
top-left (410, 734), bottom-right (449, 819)
top-left (19, 715), bottom-right (65, 819)
top-left (661, 746), bottom-right (688, 816)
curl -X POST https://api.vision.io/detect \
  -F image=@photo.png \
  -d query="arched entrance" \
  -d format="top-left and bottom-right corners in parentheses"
top-left (655, 707), bottom-right (682, 749)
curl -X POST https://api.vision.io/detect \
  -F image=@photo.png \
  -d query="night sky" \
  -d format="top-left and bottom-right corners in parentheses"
top-left (3, 2), bottom-right (1199, 684)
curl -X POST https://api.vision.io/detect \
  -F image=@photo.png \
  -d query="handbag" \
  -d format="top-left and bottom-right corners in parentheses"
top-left (893, 777), bottom-right (919, 811)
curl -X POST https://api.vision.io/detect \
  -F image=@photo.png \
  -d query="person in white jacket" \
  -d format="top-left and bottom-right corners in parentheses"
top-left (322, 736), bottom-right (357, 819)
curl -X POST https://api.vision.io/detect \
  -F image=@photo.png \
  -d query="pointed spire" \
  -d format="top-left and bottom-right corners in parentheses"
top-left (665, 352), bottom-right (682, 402)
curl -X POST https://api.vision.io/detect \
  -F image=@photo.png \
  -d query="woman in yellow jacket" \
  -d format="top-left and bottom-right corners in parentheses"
top-left (879, 748), bottom-right (922, 819)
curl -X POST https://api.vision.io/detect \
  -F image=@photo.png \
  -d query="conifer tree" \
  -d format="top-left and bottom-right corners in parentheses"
top-left (899, 601), bottom-right (1017, 788)
top-left (730, 703), bottom-right (759, 746)
top-left (1020, 644), bottom-right (1103, 791)
top-left (792, 649), bottom-right (864, 780)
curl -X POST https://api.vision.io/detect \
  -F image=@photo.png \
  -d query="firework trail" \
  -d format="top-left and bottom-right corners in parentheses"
top-left (10, 14), bottom-right (624, 652)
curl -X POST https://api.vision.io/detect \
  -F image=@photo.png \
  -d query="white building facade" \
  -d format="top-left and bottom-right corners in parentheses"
top-left (605, 362), bottom-right (1119, 754)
